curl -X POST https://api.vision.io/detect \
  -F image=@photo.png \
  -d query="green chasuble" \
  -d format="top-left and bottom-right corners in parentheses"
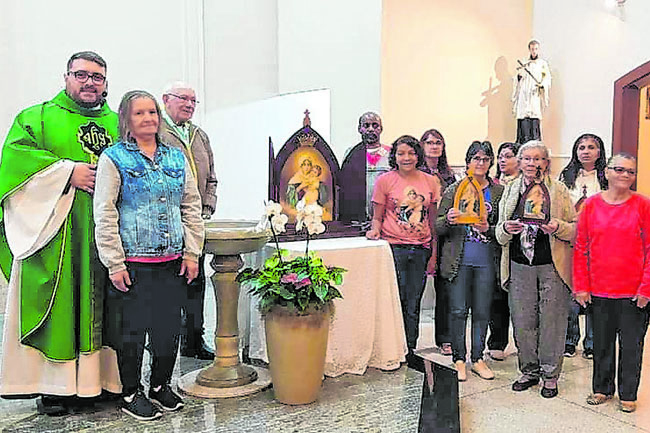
top-left (0, 90), bottom-right (118, 360)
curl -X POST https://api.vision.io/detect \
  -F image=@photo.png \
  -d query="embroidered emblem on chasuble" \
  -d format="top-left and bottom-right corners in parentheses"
top-left (77, 121), bottom-right (113, 161)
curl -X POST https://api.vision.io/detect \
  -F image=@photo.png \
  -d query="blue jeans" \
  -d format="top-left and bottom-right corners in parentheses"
top-left (448, 263), bottom-right (494, 362)
top-left (390, 245), bottom-right (431, 350)
top-left (566, 299), bottom-right (593, 350)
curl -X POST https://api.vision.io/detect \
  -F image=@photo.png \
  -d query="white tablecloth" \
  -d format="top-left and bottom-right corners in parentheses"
top-left (248, 237), bottom-right (407, 377)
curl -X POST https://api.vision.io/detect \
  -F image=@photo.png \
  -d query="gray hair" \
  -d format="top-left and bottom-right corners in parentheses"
top-left (607, 152), bottom-right (637, 166)
top-left (358, 111), bottom-right (382, 127)
top-left (162, 81), bottom-right (194, 97)
top-left (518, 140), bottom-right (551, 173)
top-left (118, 90), bottom-right (162, 143)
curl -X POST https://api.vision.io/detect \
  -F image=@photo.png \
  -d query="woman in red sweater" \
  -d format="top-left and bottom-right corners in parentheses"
top-left (573, 153), bottom-right (650, 413)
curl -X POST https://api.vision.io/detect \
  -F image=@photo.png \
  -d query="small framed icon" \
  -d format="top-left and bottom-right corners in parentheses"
top-left (452, 170), bottom-right (486, 224)
top-left (514, 181), bottom-right (551, 225)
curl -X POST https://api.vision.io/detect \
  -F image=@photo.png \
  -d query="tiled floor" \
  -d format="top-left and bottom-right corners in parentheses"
top-left (0, 279), bottom-right (649, 432)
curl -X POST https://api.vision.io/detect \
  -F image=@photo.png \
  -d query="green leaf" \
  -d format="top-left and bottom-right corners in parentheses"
top-left (314, 283), bottom-right (327, 302)
top-left (277, 285), bottom-right (296, 300)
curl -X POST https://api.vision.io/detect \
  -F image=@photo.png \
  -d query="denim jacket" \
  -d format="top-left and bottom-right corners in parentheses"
top-left (94, 141), bottom-right (204, 274)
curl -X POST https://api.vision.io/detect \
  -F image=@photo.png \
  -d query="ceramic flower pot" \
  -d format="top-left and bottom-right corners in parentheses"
top-left (264, 304), bottom-right (330, 405)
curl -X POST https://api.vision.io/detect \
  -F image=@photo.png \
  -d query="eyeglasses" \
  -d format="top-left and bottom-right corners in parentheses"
top-left (521, 157), bottom-right (546, 163)
top-left (67, 70), bottom-right (106, 84)
top-left (498, 154), bottom-right (516, 160)
top-left (168, 93), bottom-right (199, 105)
top-left (471, 156), bottom-right (491, 164)
top-left (424, 140), bottom-right (443, 146)
top-left (608, 166), bottom-right (636, 176)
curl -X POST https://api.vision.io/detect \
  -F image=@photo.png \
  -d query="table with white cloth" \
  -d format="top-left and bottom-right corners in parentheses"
top-left (247, 237), bottom-right (408, 377)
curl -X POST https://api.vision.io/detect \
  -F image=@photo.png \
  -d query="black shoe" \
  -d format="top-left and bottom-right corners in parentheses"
top-left (182, 341), bottom-right (214, 360)
top-left (564, 345), bottom-right (576, 358)
top-left (406, 352), bottom-right (425, 373)
top-left (65, 396), bottom-right (97, 414)
top-left (97, 389), bottom-right (122, 403)
top-left (582, 348), bottom-right (594, 359)
top-left (512, 377), bottom-right (540, 392)
top-left (149, 384), bottom-right (184, 412)
top-left (121, 390), bottom-right (163, 421)
top-left (37, 395), bottom-right (70, 416)
top-left (194, 342), bottom-right (214, 360)
top-left (541, 386), bottom-right (559, 398)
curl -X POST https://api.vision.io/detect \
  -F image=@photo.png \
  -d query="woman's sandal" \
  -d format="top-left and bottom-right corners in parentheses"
top-left (619, 401), bottom-right (637, 413)
top-left (586, 393), bottom-right (612, 405)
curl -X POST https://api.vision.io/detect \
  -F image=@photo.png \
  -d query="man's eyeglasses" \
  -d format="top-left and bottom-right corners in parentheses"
top-left (68, 70), bottom-right (106, 84)
top-left (168, 93), bottom-right (199, 105)
top-left (608, 166), bottom-right (636, 176)
top-left (471, 156), bottom-right (491, 164)
top-left (521, 157), bottom-right (546, 163)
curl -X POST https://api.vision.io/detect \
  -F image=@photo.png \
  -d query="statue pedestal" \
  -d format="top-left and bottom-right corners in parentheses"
top-left (179, 221), bottom-right (272, 398)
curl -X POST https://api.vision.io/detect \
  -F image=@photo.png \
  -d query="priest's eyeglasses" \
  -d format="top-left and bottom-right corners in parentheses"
top-left (68, 70), bottom-right (106, 84)
top-left (608, 166), bottom-right (636, 176)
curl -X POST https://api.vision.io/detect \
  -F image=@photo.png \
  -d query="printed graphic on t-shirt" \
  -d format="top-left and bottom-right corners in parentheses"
top-left (389, 186), bottom-right (429, 233)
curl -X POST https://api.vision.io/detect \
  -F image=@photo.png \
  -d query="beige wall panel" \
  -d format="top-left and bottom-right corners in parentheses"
top-left (381, 0), bottom-right (532, 166)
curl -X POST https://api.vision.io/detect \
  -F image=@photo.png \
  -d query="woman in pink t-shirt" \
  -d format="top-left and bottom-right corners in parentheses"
top-left (366, 135), bottom-right (441, 371)
top-left (573, 153), bottom-right (650, 413)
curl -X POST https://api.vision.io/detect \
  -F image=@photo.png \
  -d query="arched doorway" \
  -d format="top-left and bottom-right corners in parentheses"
top-left (612, 59), bottom-right (650, 192)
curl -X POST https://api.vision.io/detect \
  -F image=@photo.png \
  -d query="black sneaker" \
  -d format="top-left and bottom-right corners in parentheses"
top-left (582, 348), bottom-right (594, 359)
top-left (121, 390), bottom-right (163, 421)
top-left (149, 384), bottom-right (184, 412)
top-left (563, 345), bottom-right (576, 358)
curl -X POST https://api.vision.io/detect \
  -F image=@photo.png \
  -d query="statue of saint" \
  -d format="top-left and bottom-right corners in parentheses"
top-left (512, 40), bottom-right (551, 144)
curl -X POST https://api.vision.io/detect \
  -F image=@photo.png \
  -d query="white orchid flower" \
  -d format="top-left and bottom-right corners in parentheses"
top-left (304, 204), bottom-right (323, 217)
top-left (271, 213), bottom-right (288, 233)
top-left (302, 214), bottom-right (318, 225)
top-left (265, 200), bottom-right (283, 217)
top-left (306, 221), bottom-right (326, 235)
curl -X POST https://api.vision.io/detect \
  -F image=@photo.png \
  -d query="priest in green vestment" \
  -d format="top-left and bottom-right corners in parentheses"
top-left (0, 51), bottom-right (122, 414)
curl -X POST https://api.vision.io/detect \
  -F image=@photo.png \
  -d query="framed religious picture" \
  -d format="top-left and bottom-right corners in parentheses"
top-left (514, 181), bottom-right (551, 224)
top-left (452, 170), bottom-right (486, 224)
top-left (268, 110), bottom-right (365, 240)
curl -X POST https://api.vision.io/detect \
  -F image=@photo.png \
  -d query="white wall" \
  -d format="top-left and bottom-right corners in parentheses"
top-left (0, 0), bottom-right (203, 137)
top-left (277, 0), bottom-right (382, 160)
top-left (205, 89), bottom-right (331, 220)
top-left (0, 0), bottom-right (282, 139)
top-left (533, 0), bottom-right (650, 155)
top-left (381, 0), bottom-right (532, 166)
top-left (202, 0), bottom-right (279, 116)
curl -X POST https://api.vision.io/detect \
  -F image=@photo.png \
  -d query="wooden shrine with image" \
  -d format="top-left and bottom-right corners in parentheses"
top-left (268, 111), bottom-right (365, 241)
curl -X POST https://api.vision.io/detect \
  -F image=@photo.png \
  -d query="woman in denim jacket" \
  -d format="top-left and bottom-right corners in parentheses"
top-left (94, 90), bottom-right (204, 421)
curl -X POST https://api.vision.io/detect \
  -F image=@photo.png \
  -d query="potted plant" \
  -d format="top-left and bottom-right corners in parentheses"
top-left (237, 201), bottom-right (346, 405)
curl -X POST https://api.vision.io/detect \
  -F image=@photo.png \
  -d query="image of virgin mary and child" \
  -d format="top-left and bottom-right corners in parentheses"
top-left (523, 184), bottom-right (547, 220)
top-left (398, 188), bottom-right (426, 230)
top-left (286, 157), bottom-right (330, 208)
